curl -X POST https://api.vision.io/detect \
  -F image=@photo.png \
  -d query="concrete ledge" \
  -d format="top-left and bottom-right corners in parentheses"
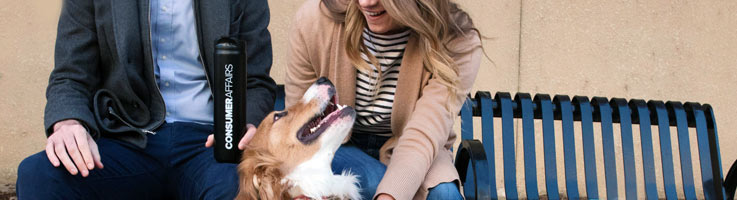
top-left (0, 184), bottom-right (16, 200)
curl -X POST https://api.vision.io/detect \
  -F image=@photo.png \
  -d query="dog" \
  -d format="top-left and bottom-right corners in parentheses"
top-left (236, 77), bottom-right (361, 200)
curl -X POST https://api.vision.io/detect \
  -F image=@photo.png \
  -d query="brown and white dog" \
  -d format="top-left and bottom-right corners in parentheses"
top-left (236, 77), bottom-right (360, 200)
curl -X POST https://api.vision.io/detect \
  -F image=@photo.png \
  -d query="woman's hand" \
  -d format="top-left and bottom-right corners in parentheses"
top-left (205, 124), bottom-right (257, 150)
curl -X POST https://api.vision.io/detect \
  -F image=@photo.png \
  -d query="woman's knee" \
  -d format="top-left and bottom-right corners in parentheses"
top-left (332, 145), bottom-right (387, 198)
top-left (426, 182), bottom-right (463, 200)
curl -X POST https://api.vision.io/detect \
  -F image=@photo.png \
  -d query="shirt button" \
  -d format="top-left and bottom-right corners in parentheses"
top-left (160, 38), bottom-right (166, 42)
top-left (162, 6), bottom-right (168, 12)
top-left (165, 82), bottom-right (170, 87)
top-left (162, 55), bottom-right (167, 60)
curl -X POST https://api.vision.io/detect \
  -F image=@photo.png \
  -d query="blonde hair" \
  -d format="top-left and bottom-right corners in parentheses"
top-left (323, 0), bottom-right (480, 104)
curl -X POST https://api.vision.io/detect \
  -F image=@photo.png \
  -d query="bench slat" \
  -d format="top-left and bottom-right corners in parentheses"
top-left (573, 96), bottom-right (600, 199)
top-left (593, 97), bottom-right (619, 199)
top-left (650, 101), bottom-right (680, 199)
top-left (704, 105), bottom-right (729, 199)
top-left (631, 99), bottom-right (660, 199)
top-left (275, 85), bottom-right (285, 111)
top-left (612, 98), bottom-right (638, 199)
top-left (497, 93), bottom-right (519, 199)
top-left (686, 103), bottom-right (720, 200)
top-left (535, 94), bottom-right (560, 199)
top-left (554, 95), bottom-right (580, 199)
top-left (668, 101), bottom-right (698, 199)
top-left (477, 92), bottom-right (498, 199)
top-left (517, 94), bottom-right (540, 199)
top-left (461, 99), bottom-right (474, 141)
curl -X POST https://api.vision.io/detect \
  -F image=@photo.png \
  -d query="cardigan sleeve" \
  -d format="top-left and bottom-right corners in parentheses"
top-left (284, 0), bottom-right (320, 107)
top-left (375, 32), bottom-right (482, 200)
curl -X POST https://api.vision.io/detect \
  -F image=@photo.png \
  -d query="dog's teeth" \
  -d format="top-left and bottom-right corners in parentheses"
top-left (310, 126), bottom-right (317, 133)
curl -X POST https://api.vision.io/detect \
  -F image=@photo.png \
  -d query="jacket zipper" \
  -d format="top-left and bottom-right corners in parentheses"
top-left (192, 0), bottom-right (214, 96)
top-left (108, 107), bottom-right (157, 135)
top-left (146, 0), bottom-right (165, 134)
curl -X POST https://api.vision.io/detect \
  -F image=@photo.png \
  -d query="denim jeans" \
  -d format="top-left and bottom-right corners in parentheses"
top-left (332, 133), bottom-right (463, 200)
top-left (16, 122), bottom-right (238, 199)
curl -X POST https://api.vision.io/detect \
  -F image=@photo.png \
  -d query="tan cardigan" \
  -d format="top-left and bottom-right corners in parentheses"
top-left (284, 0), bottom-right (482, 199)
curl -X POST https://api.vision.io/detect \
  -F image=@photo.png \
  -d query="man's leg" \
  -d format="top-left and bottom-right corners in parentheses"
top-left (331, 145), bottom-right (387, 199)
top-left (167, 122), bottom-right (239, 200)
top-left (16, 135), bottom-right (170, 199)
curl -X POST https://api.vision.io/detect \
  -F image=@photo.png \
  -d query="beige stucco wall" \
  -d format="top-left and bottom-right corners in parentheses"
top-left (1, 0), bottom-right (734, 198)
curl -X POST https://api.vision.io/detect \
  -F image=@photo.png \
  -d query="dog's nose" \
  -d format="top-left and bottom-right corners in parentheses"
top-left (316, 77), bottom-right (331, 85)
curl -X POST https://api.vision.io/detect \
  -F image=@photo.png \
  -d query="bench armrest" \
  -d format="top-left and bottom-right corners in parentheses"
top-left (455, 139), bottom-right (493, 200)
top-left (726, 159), bottom-right (737, 200)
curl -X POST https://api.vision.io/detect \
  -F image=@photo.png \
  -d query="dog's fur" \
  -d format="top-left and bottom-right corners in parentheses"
top-left (236, 78), bottom-right (360, 200)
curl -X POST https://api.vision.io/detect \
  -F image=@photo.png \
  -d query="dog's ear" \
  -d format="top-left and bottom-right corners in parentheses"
top-left (236, 148), bottom-right (290, 200)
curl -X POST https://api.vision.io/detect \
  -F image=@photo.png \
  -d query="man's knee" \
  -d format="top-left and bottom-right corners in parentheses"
top-left (18, 152), bottom-right (55, 181)
top-left (17, 152), bottom-right (74, 198)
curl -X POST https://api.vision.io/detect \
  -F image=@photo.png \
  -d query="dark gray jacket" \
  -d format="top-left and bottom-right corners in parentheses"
top-left (45, 0), bottom-right (276, 148)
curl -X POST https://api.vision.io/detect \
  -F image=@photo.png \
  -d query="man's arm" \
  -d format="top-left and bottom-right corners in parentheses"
top-left (237, 0), bottom-right (277, 127)
top-left (45, 0), bottom-right (101, 137)
top-left (42, 0), bottom-right (104, 177)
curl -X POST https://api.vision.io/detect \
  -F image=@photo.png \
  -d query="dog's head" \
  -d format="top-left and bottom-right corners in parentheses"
top-left (237, 77), bottom-right (360, 200)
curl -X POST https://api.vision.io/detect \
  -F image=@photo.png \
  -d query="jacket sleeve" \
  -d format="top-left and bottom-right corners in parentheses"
top-left (44, 0), bottom-right (101, 138)
top-left (238, 0), bottom-right (277, 127)
top-left (284, 1), bottom-right (319, 107)
top-left (376, 33), bottom-right (482, 200)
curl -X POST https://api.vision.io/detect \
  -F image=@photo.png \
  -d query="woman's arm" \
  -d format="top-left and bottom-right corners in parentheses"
top-left (284, 1), bottom-right (320, 107)
top-left (376, 33), bottom-right (482, 199)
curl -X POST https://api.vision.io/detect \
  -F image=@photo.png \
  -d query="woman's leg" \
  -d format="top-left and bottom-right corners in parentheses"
top-left (331, 145), bottom-right (387, 199)
top-left (426, 182), bottom-right (464, 200)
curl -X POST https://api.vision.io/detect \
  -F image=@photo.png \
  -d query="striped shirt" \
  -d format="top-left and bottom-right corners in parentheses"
top-left (353, 28), bottom-right (411, 137)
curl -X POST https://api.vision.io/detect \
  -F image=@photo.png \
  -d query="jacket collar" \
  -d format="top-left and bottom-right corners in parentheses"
top-left (391, 34), bottom-right (424, 135)
top-left (335, 28), bottom-right (356, 108)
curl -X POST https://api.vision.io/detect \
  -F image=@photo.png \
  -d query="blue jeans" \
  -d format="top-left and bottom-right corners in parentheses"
top-left (16, 122), bottom-right (237, 199)
top-left (332, 134), bottom-right (463, 200)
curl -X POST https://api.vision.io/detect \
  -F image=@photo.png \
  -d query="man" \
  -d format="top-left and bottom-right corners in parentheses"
top-left (16, 0), bottom-right (275, 199)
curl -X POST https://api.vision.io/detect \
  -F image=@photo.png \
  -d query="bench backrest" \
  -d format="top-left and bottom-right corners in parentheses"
top-left (456, 91), bottom-right (727, 199)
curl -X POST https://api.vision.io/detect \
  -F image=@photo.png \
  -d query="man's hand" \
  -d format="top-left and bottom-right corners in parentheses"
top-left (46, 119), bottom-right (103, 177)
top-left (205, 124), bottom-right (257, 150)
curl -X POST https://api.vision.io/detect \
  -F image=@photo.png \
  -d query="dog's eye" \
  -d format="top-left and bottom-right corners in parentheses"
top-left (273, 111), bottom-right (288, 121)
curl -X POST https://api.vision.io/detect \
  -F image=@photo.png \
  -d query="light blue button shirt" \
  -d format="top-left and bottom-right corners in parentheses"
top-left (151, 0), bottom-right (214, 124)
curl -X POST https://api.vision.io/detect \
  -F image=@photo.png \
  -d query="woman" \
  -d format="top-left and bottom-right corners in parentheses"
top-left (285, 0), bottom-right (482, 199)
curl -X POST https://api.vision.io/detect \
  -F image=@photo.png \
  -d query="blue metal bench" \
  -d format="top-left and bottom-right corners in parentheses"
top-left (455, 91), bottom-right (737, 200)
top-left (273, 85), bottom-right (737, 199)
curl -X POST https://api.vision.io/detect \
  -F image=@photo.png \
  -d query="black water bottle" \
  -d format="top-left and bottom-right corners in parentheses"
top-left (214, 37), bottom-right (247, 163)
